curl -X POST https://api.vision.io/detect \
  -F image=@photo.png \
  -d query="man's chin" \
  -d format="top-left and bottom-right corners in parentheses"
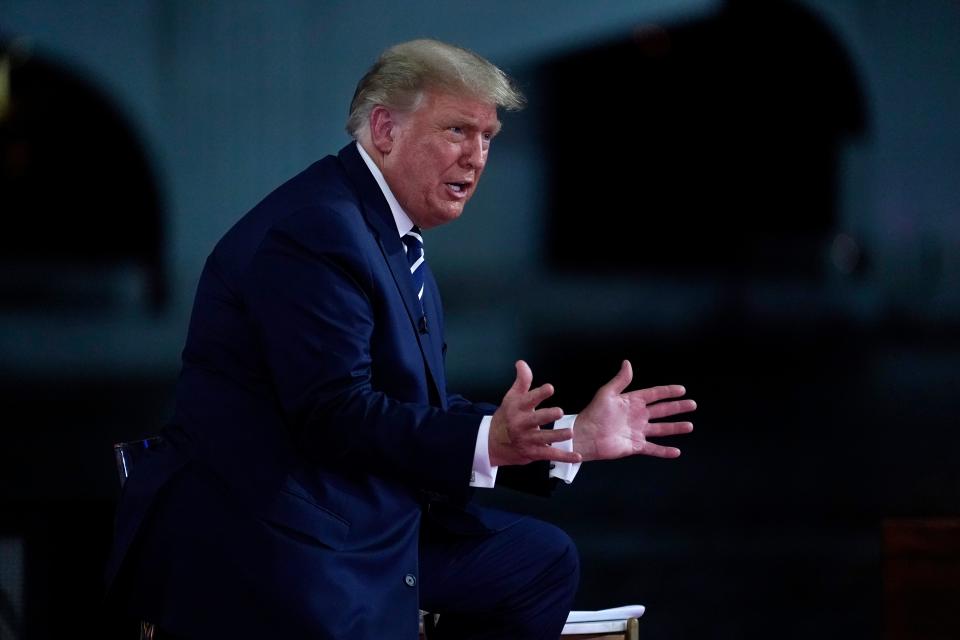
top-left (416, 205), bottom-right (465, 230)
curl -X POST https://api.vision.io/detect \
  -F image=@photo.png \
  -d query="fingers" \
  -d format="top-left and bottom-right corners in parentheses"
top-left (537, 426), bottom-right (574, 445)
top-left (494, 362), bottom-right (573, 466)
top-left (636, 442), bottom-right (682, 458)
top-left (507, 360), bottom-right (557, 411)
top-left (521, 383), bottom-right (555, 411)
top-left (600, 359), bottom-right (633, 396)
top-left (520, 429), bottom-right (582, 464)
top-left (646, 398), bottom-right (697, 420)
top-left (501, 407), bottom-right (563, 434)
top-left (500, 423), bottom-right (581, 464)
top-left (635, 420), bottom-right (693, 458)
top-left (643, 421), bottom-right (694, 438)
top-left (531, 406), bottom-right (564, 426)
top-left (502, 404), bottom-right (564, 435)
top-left (635, 384), bottom-right (688, 404)
top-left (540, 446), bottom-right (583, 464)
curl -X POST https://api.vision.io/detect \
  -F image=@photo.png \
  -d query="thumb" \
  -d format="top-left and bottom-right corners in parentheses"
top-left (512, 360), bottom-right (533, 393)
top-left (602, 359), bottom-right (633, 396)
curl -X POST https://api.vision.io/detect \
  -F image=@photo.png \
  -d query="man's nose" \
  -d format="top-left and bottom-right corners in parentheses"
top-left (460, 135), bottom-right (486, 170)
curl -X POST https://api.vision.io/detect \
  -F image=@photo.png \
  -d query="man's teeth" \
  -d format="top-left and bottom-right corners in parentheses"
top-left (448, 183), bottom-right (465, 192)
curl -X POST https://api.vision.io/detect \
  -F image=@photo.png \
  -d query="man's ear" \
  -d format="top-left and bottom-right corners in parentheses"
top-left (369, 105), bottom-right (398, 154)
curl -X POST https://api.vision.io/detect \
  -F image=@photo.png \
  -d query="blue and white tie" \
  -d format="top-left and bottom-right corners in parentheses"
top-left (401, 226), bottom-right (425, 311)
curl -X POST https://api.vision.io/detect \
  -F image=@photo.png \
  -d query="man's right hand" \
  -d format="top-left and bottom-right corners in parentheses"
top-left (488, 361), bottom-right (583, 467)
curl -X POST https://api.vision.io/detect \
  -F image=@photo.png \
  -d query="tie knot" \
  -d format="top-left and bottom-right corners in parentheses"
top-left (402, 226), bottom-right (423, 253)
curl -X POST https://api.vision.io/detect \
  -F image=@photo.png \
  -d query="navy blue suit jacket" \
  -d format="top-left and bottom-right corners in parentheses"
top-left (107, 143), bottom-right (555, 638)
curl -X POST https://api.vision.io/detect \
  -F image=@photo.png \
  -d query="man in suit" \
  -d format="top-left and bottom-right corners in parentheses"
top-left (107, 39), bottom-right (695, 639)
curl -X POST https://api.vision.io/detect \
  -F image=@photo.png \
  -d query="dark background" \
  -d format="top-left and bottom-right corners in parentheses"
top-left (2, 1), bottom-right (958, 638)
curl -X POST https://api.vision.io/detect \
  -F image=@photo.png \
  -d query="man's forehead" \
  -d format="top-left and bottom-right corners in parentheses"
top-left (420, 89), bottom-right (500, 129)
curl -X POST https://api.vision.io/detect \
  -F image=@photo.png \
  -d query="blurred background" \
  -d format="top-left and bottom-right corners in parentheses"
top-left (1, 0), bottom-right (958, 638)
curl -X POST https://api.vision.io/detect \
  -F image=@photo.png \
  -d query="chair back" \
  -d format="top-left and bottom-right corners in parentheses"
top-left (113, 436), bottom-right (164, 487)
top-left (111, 436), bottom-right (164, 639)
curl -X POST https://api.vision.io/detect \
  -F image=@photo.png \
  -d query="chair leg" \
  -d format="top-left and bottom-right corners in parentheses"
top-left (139, 621), bottom-right (156, 640)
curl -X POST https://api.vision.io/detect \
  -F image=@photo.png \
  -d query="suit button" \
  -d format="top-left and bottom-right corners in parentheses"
top-left (404, 574), bottom-right (417, 587)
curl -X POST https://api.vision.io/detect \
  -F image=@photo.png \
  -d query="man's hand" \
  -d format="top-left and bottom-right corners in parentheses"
top-left (489, 361), bottom-right (583, 467)
top-left (574, 360), bottom-right (696, 462)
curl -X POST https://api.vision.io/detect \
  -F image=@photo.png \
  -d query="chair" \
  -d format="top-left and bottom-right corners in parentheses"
top-left (561, 616), bottom-right (641, 639)
top-left (114, 436), bottom-right (164, 488)
top-left (419, 607), bottom-right (643, 639)
top-left (113, 437), bottom-right (163, 640)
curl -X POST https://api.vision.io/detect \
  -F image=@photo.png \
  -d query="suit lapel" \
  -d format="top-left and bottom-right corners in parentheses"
top-left (420, 263), bottom-right (449, 404)
top-left (337, 144), bottom-right (447, 406)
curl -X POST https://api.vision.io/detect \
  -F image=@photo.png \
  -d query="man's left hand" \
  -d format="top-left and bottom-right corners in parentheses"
top-left (573, 360), bottom-right (696, 462)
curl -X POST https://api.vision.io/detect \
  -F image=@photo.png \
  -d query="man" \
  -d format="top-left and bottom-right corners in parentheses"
top-left (107, 39), bottom-right (695, 639)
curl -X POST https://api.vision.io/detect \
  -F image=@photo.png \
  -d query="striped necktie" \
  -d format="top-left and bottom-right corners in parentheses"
top-left (401, 226), bottom-right (425, 311)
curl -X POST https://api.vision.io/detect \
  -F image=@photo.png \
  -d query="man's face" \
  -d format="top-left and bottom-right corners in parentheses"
top-left (380, 90), bottom-right (500, 230)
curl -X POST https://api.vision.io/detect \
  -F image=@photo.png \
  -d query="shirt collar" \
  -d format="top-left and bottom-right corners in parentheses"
top-left (356, 141), bottom-right (415, 237)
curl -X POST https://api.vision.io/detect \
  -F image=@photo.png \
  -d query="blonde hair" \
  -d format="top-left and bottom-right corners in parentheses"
top-left (346, 39), bottom-right (525, 138)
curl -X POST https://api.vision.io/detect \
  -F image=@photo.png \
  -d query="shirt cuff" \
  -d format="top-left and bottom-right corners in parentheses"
top-left (470, 415), bottom-right (498, 488)
top-left (470, 414), bottom-right (582, 488)
top-left (549, 414), bottom-right (581, 484)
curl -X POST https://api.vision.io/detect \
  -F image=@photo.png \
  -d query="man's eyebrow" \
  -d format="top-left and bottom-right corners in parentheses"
top-left (444, 110), bottom-right (502, 136)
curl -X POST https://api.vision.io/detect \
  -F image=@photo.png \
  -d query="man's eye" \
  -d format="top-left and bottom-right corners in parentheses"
top-left (449, 126), bottom-right (463, 135)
